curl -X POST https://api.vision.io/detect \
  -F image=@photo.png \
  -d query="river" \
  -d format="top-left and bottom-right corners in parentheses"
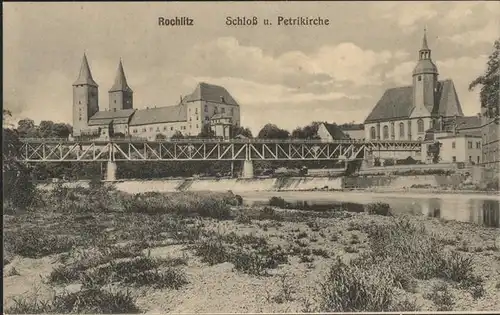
top-left (238, 191), bottom-right (500, 228)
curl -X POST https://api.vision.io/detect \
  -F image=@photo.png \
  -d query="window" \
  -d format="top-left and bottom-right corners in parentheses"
top-left (142, 128), bottom-right (146, 132)
top-left (452, 141), bottom-right (455, 149)
top-left (133, 129), bottom-right (137, 133)
top-left (399, 122), bottom-right (404, 138)
top-left (196, 124), bottom-right (199, 128)
top-left (390, 122), bottom-right (395, 139)
top-left (452, 156), bottom-right (456, 162)
top-left (214, 107), bottom-right (218, 114)
top-left (196, 116), bottom-right (199, 120)
top-left (114, 100), bottom-right (116, 103)
top-left (79, 101), bottom-right (81, 104)
top-left (383, 125), bottom-right (389, 140)
top-left (469, 156), bottom-right (472, 162)
top-left (205, 117), bottom-right (209, 121)
top-left (149, 127), bottom-right (153, 132)
top-left (204, 105), bottom-right (208, 112)
top-left (195, 108), bottom-right (198, 114)
top-left (170, 127), bottom-right (173, 131)
top-left (222, 108), bottom-right (226, 114)
top-left (190, 117), bottom-right (192, 122)
top-left (189, 108), bottom-right (191, 112)
top-left (156, 127), bottom-right (160, 132)
top-left (79, 117), bottom-right (82, 121)
top-left (417, 119), bottom-right (424, 133)
top-left (163, 126), bottom-right (167, 131)
top-left (476, 142), bottom-right (480, 149)
top-left (477, 156), bottom-right (480, 164)
top-left (370, 127), bottom-right (376, 140)
top-left (418, 75), bottom-right (422, 81)
top-left (468, 141), bottom-right (472, 149)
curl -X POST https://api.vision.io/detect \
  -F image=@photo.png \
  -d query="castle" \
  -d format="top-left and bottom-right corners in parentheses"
top-left (72, 54), bottom-right (241, 140)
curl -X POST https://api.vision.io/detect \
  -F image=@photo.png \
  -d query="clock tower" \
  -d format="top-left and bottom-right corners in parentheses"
top-left (72, 53), bottom-right (99, 136)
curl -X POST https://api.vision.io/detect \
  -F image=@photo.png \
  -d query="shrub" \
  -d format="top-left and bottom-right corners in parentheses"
top-left (259, 206), bottom-right (283, 221)
top-left (5, 287), bottom-right (140, 314)
top-left (269, 196), bottom-right (287, 208)
top-left (425, 283), bottom-right (454, 311)
top-left (319, 259), bottom-right (395, 312)
top-left (4, 229), bottom-right (76, 258)
top-left (194, 239), bottom-right (230, 265)
top-left (364, 202), bottom-right (392, 216)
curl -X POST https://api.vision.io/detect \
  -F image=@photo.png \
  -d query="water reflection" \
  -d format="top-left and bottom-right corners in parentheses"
top-left (244, 193), bottom-right (500, 228)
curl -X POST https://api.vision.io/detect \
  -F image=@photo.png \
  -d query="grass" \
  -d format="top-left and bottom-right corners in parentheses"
top-left (4, 184), bottom-right (497, 313)
top-left (5, 287), bottom-right (141, 314)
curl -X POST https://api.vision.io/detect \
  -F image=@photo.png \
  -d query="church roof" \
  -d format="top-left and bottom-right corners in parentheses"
top-left (88, 109), bottom-right (135, 126)
top-left (364, 79), bottom-right (464, 123)
top-left (183, 82), bottom-right (240, 106)
top-left (109, 60), bottom-right (133, 93)
top-left (73, 54), bottom-right (98, 87)
top-left (129, 105), bottom-right (187, 126)
top-left (321, 123), bottom-right (349, 140)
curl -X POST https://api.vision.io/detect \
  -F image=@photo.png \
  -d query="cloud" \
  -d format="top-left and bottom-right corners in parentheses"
top-left (448, 20), bottom-right (500, 46)
top-left (378, 2), bottom-right (438, 32)
top-left (185, 37), bottom-right (401, 90)
top-left (184, 76), bottom-right (367, 106)
top-left (385, 61), bottom-right (415, 85)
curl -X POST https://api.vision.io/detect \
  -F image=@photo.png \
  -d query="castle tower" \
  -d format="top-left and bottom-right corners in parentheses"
top-left (108, 59), bottom-right (133, 111)
top-left (73, 53), bottom-right (99, 137)
top-left (412, 29), bottom-right (439, 115)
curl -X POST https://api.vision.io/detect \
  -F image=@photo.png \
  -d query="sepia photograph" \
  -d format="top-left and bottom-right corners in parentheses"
top-left (3, 1), bottom-right (500, 313)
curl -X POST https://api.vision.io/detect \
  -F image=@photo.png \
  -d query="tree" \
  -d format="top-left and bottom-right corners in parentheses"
top-left (17, 119), bottom-right (37, 137)
top-left (197, 124), bottom-right (216, 139)
top-left (291, 122), bottom-right (321, 140)
top-left (427, 141), bottom-right (442, 164)
top-left (171, 131), bottom-right (184, 139)
top-left (155, 133), bottom-right (167, 140)
top-left (231, 125), bottom-right (253, 138)
top-left (3, 109), bottom-right (37, 211)
top-left (469, 39), bottom-right (499, 118)
top-left (257, 123), bottom-right (290, 139)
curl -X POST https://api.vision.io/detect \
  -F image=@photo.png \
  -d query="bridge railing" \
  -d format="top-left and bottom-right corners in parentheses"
top-left (19, 137), bottom-right (424, 145)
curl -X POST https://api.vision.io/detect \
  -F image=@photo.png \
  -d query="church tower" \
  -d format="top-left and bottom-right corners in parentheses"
top-left (73, 53), bottom-right (99, 137)
top-left (108, 59), bottom-right (133, 111)
top-left (412, 29), bottom-right (438, 115)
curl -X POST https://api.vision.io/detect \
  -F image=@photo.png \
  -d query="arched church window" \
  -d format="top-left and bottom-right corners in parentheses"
top-left (418, 76), bottom-right (422, 81)
top-left (370, 127), bottom-right (376, 140)
top-left (390, 122), bottom-right (395, 139)
top-left (383, 126), bottom-right (389, 139)
top-left (399, 122), bottom-right (404, 138)
top-left (204, 105), bottom-right (208, 112)
top-left (417, 119), bottom-right (424, 133)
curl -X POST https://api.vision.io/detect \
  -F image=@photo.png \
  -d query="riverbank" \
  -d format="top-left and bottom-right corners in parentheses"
top-left (3, 187), bottom-right (500, 313)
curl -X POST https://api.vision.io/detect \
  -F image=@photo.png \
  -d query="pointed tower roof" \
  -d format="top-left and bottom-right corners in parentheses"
top-left (421, 28), bottom-right (429, 50)
top-left (109, 59), bottom-right (132, 93)
top-left (73, 53), bottom-right (98, 87)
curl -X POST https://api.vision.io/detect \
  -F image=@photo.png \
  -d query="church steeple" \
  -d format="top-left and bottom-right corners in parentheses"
top-left (412, 28), bottom-right (439, 116)
top-left (108, 59), bottom-right (133, 111)
top-left (73, 53), bottom-right (98, 87)
top-left (109, 59), bottom-right (132, 93)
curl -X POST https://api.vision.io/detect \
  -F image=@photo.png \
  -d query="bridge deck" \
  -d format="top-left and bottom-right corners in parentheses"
top-left (17, 138), bottom-right (424, 162)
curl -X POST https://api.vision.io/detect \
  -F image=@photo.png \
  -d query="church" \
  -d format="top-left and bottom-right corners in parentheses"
top-left (364, 30), bottom-right (482, 164)
top-left (71, 54), bottom-right (241, 140)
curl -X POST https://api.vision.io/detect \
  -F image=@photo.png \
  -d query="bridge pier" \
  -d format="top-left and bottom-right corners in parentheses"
top-left (105, 161), bottom-right (117, 181)
top-left (241, 160), bottom-right (254, 179)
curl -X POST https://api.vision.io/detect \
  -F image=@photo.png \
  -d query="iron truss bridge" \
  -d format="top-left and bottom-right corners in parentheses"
top-left (17, 138), bottom-right (423, 162)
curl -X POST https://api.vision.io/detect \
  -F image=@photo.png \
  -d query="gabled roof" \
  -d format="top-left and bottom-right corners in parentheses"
top-left (129, 105), bottom-right (187, 126)
top-left (88, 109), bottom-right (135, 126)
top-left (73, 54), bottom-right (98, 87)
top-left (109, 60), bottom-right (133, 93)
top-left (183, 82), bottom-right (239, 106)
top-left (364, 79), bottom-right (464, 123)
top-left (321, 123), bottom-right (349, 140)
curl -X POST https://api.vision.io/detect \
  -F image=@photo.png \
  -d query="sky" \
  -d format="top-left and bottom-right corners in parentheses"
top-left (3, 1), bottom-right (499, 134)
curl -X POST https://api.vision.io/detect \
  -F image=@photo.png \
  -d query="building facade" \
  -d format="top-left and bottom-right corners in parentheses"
top-left (72, 54), bottom-right (241, 140)
top-left (363, 30), bottom-right (478, 161)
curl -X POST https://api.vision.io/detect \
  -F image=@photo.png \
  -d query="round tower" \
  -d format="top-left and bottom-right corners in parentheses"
top-left (412, 29), bottom-right (439, 114)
